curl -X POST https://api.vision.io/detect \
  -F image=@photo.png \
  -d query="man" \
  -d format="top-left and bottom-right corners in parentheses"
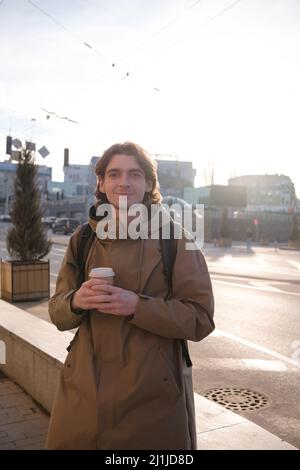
top-left (246, 228), bottom-right (253, 252)
top-left (46, 142), bottom-right (214, 450)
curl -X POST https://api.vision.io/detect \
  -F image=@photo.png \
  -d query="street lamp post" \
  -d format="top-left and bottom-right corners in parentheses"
top-left (4, 177), bottom-right (9, 214)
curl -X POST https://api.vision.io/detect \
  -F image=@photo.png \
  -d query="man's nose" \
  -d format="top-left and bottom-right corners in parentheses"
top-left (119, 173), bottom-right (130, 186)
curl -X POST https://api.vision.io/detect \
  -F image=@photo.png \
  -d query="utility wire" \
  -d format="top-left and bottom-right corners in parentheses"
top-left (26, 0), bottom-right (109, 62)
top-left (203, 0), bottom-right (242, 26)
top-left (77, 0), bottom-right (205, 97)
top-left (114, 0), bottom-right (243, 94)
top-left (116, 0), bottom-right (204, 68)
top-left (25, 0), bottom-right (244, 108)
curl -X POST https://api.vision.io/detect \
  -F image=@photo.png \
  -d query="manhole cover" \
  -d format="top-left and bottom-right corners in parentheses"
top-left (202, 388), bottom-right (271, 412)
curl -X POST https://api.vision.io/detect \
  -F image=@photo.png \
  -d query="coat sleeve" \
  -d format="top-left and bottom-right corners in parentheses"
top-left (49, 228), bottom-right (87, 331)
top-left (129, 235), bottom-right (215, 342)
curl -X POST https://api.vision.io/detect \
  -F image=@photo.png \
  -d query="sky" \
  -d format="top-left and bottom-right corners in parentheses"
top-left (1, 0), bottom-right (300, 196)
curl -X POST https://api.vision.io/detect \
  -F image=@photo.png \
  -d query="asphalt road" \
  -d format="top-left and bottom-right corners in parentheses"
top-left (1, 224), bottom-right (300, 447)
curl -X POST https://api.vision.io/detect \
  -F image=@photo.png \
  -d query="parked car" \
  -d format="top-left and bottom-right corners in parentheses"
top-left (0, 214), bottom-right (12, 222)
top-left (42, 216), bottom-right (57, 228)
top-left (52, 218), bottom-right (80, 235)
top-left (162, 196), bottom-right (203, 233)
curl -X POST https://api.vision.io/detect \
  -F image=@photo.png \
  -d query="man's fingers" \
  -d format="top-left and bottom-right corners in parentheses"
top-left (83, 295), bottom-right (115, 306)
top-left (83, 278), bottom-right (111, 288)
top-left (99, 284), bottom-right (121, 294)
top-left (89, 284), bottom-right (113, 292)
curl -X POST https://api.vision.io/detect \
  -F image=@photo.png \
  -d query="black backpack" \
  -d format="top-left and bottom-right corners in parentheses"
top-left (76, 222), bottom-right (192, 367)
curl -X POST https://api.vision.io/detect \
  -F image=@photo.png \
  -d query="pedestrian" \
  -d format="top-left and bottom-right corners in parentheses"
top-left (246, 227), bottom-right (253, 252)
top-left (45, 142), bottom-right (215, 450)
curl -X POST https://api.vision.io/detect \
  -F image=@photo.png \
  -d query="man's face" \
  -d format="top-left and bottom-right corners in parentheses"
top-left (98, 154), bottom-right (152, 209)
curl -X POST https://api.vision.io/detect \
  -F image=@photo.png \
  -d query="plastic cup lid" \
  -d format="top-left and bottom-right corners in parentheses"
top-left (89, 267), bottom-right (115, 277)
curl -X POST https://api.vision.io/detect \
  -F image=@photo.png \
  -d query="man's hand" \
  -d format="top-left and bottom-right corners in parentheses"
top-left (72, 278), bottom-right (138, 317)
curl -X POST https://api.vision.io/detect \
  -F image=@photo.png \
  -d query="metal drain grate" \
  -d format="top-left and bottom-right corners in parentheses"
top-left (203, 388), bottom-right (271, 412)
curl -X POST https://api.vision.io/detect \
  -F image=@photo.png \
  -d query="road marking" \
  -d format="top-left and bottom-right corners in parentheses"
top-left (248, 280), bottom-right (283, 292)
top-left (212, 278), bottom-right (300, 296)
top-left (194, 358), bottom-right (288, 372)
top-left (212, 275), bottom-right (292, 286)
top-left (213, 329), bottom-right (300, 368)
top-left (288, 260), bottom-right (300, 271)
top-left (208, 258), bottom-right (300, 278)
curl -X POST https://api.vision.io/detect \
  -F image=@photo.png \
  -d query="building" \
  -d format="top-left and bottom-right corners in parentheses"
top-left (43, 155), bottom-right (100, 219)
top-left (228, 175), bottom-right (297, 213)
top-left (184, 185), bottom-right (247, 209)
top-left (63, 164), bottom-right (90, 185)
top-left (155, 158), bottom-right (196, 197)
top-left (0, 160), bottom-right (52, 214)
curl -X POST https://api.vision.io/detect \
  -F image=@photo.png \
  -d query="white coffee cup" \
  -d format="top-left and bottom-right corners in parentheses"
top-left (89, 267), bottom-right (115, 285)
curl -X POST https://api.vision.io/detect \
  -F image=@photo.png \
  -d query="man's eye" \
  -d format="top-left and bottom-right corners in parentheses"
top-left (109, 172), bottom-right (118, 178)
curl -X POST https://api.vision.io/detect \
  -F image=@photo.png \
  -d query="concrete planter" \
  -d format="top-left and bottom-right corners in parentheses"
top-left (218, 237), bottom-right (232, 247)
top-left (0, 260), bottom-right (50, 302)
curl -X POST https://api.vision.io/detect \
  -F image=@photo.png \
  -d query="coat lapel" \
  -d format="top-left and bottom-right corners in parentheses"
top-left (138, 238), bottom-right (161, 294)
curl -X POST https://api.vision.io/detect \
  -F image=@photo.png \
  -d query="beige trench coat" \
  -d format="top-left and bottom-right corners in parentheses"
top-left (46, 213), bottom-right (215, 450)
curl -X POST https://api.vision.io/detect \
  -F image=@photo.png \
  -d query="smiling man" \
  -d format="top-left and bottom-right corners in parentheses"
top-left (46, 141), bottom-right (215, 450)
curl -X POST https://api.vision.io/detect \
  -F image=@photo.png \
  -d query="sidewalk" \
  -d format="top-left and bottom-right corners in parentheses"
top-left (0, 372), bottom-right (49, 450)
top-left (0, 371), bottom-right (296, 450)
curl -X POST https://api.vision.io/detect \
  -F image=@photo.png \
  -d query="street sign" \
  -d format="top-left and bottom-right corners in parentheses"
top-left (25, 141), bottom-right (36, 151)
top-left (38, 146), bottom-right (50, 158)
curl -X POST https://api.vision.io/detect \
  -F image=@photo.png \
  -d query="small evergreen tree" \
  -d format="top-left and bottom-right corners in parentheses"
top-left (219, 207), bottom-right (231, 239)
top-left (6, 148), bottom-right (52, 261)
top-left (289, 214), bottom-right (300, 242)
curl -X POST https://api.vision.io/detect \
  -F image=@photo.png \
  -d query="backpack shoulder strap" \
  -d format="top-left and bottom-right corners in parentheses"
top-left (159, 219), bottom-right (177, 290)
top-left (159, 220), bottom-right (193, 368)
top-left (76, 223), bottom-right (96, 285)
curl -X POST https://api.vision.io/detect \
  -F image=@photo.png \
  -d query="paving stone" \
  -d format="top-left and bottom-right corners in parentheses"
top-left (0, 393), bottom-right (36, 409)
top-left (14, 435), bottom-right (46, 447)
top-left (0, 435), bottom-right (16, 445)
top-left (17, 442), bottom-right (45, 450)
top-left (0, 442), bottom-right (16, 449)
top-left (0, 375), bottom-right (49, 450)
top-left (0, 413), bottom-right (25, 426)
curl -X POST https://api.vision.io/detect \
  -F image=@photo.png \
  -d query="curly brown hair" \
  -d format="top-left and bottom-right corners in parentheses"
top-left (94, 142), bottom-right (162, 206)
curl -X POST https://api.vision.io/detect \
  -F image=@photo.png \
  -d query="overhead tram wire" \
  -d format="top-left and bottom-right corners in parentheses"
top-left (25, 0), bottom-right (117, 76)
top-left (24, 0), bottom-right (202, 99)
top-left (116, 0), bottom-right (204, 67)
top-left (108, 0), bottom-right (243, 96)
top-left (202, 0), bottom-right (242, 26)
top-left (24, 0), bottom-right (244, 107)
top-left (72, 0), bottom-right (244, 102)
top-left (77, 0), bottom-right (205, 98)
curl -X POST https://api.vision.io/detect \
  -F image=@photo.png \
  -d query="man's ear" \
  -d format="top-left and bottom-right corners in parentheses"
top-left (98, 176), bottom-right (106, 193)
